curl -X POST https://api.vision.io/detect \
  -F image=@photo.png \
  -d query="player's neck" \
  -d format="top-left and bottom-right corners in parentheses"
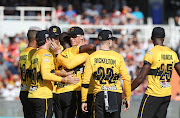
top-left (154, 38), bottom-right (164, 46)
top-left (99, 45), bottom-right (110, 50)
top-left (154, 40), bottom-right (164, 46)
top-left (79, 41), bottom-right (84, 46)
top-left (28, 42), bottom-right (36, 49)
top-left (38, 44), bottom-right (49, 50)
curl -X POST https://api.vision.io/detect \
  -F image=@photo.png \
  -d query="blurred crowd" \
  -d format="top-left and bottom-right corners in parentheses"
top-left (54, 3), bottom-right (144, 25)
top-left (0, 0), bottom-right (144, 25)
top-left (0, 33), bottom-right (27, 101)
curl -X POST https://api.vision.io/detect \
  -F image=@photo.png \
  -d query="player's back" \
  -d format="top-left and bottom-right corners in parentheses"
top-left (145, 45), bottom-right (179, 97)
top-left (19, 47), bottom-right (37, 91)
top-left (28, 49), bottom-right (55, 99)
top-left (88, 50), bottom-right (128, 95)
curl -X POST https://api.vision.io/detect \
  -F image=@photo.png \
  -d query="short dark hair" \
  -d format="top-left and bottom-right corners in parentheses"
top-left (27, 30), bottom-right (38, 42)
top-left (37, 40), bottom-right (46, 47)
top-left (36, 30), bottom-right (50, 47)
top-left (151, 27), bottom-right (165, 40)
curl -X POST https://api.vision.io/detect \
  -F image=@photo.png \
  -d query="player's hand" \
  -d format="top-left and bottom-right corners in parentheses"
top-left (51, 39), bottom-right (61, 54)
top-left (82, 103), bottom-right (88, 112)
top-left (66, 74), bottom-right (79, 84)
top-left (122, 91), bottom-right (125, 100)
top-left (122, 99), bottom-right (130, 112)
top-left (57, 68), bottom-right (74, 77)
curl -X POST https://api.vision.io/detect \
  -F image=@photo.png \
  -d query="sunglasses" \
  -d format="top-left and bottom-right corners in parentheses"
top-left (70, 35), bottom-right (81, 38)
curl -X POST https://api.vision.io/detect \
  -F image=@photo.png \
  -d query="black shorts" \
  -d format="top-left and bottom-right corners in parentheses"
top-left (138, 94), bottom-right (171, 118)
top-left (76, 91), bottom-right (94, 118)
top-left (20, 91), bottom-right (33, 118)
top-left (29, 98), bottom-right (53, 118)
top-left (54, 91), bottom-right (77, 118)
top-left (95, 91), bottom-right (122, 118)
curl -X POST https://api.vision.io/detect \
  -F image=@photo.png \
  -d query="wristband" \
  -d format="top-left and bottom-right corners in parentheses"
top-left (55, 54), bottom-right (59, 57)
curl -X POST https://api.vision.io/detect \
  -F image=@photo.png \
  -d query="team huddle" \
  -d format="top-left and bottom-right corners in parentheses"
top-left (19, 26), bottom-right (180, 118)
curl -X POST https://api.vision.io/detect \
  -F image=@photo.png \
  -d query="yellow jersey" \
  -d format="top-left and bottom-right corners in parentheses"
top-left (49, 45), bottom-right (64, 93)
top-left (81, 50), bottom-right (131, 102)
top-left (144, 45), bottom-right (179, 97)
top-left (19, 47), bottom-right (37, 91)
top-left (28, 49), bottom-right (62, 99)
top-left (56, 46), bottom-right (88, 93)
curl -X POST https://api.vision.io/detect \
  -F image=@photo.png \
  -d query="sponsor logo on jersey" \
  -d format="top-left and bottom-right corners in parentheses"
top-left (101, 85), bottom-right (117, 90)
top-left (43, 54), bottom-right (52, 57)
top-left (29, 86), bottom-right (38, 91)
top-left (160, 81), bottom-right (171, 88)
top-left (44, 59), bottom-right (50, 62)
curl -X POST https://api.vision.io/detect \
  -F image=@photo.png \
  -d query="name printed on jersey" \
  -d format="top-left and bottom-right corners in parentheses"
top-left (101, 85), bottom-right (117, 90)
top-left (21, 84), bottom-right (27, 90)
top-left (160, 81), bottom-right (171, 88)
top-left (29, 86), bottom-right (38, 91)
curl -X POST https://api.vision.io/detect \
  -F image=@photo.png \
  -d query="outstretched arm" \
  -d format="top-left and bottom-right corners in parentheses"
top-left (56, 53), bottom-right (89, 69)
top-left (80, 44), bottom-right (96, 54)
top-left (131, 63), bottom-right (151, 91)
top-left (175, 63), bottom-right (180, 76)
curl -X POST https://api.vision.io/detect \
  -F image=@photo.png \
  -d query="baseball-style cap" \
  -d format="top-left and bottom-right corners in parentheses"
top-left (49, 26), bottom-right (61, 38)
top-left (98, 30), bottom-right (116, 41)
top-left (151, 27), bottom-right (165, 39)
top-left (69, 26), bottom-right (84, 35)
top-left (36, 30), bottom-right (50, 42)
top-left (60, 32), bottom-right (70, 41)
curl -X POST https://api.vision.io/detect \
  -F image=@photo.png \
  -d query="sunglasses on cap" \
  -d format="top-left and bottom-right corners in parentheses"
top-left (70, 34), bottom-right (81, 38)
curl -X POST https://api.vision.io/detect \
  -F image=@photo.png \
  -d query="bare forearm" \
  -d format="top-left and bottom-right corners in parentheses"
top-left (131, 76), bottom-right (144, 91)
top-left (131, 64), bottom-right (151, 91)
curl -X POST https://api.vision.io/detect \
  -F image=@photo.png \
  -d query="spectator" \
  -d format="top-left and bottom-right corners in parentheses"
top-left (2, 84), bottom-right (16, 101)
top-left (65, 4), bottom-right (77, 20)
top-left (111, 9), bottom-right (121, 25)
top-left (94, 0), bottom-right (103, 14)
top-left (2, 34), bottom-right (10, 48)
top-left (81, 0), bottom-right (92, 12)
top-left (0, 58), bottom-right (8, 80)
top-left (13, 79), bottom-right (20, 99)
top-left (56, 5), bottom-right (65, 20)
top-left (132, 6), bottom-right (144, 25)
top-left (84, 5), bottom-right (99, 24)
top-left (126, 55), bottom-right (136, 80)
top-left (175, 15), bottom-right (180, 26)
top-left (8, 60), bottom-right (20, 75)
top-left (7, 37), bottom-right (20, 59)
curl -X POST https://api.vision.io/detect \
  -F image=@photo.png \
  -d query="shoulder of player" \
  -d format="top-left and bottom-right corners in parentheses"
top-left (165, 46), bottom-right (176, 53)
top-left (37, 49), bottom-right (53, 57)
top-left (21, 47), bottom-right (33, 53)
top-left (89, 50), bottom-right (122, 58)
top-left (63, 47), bottom-right (71, 53)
